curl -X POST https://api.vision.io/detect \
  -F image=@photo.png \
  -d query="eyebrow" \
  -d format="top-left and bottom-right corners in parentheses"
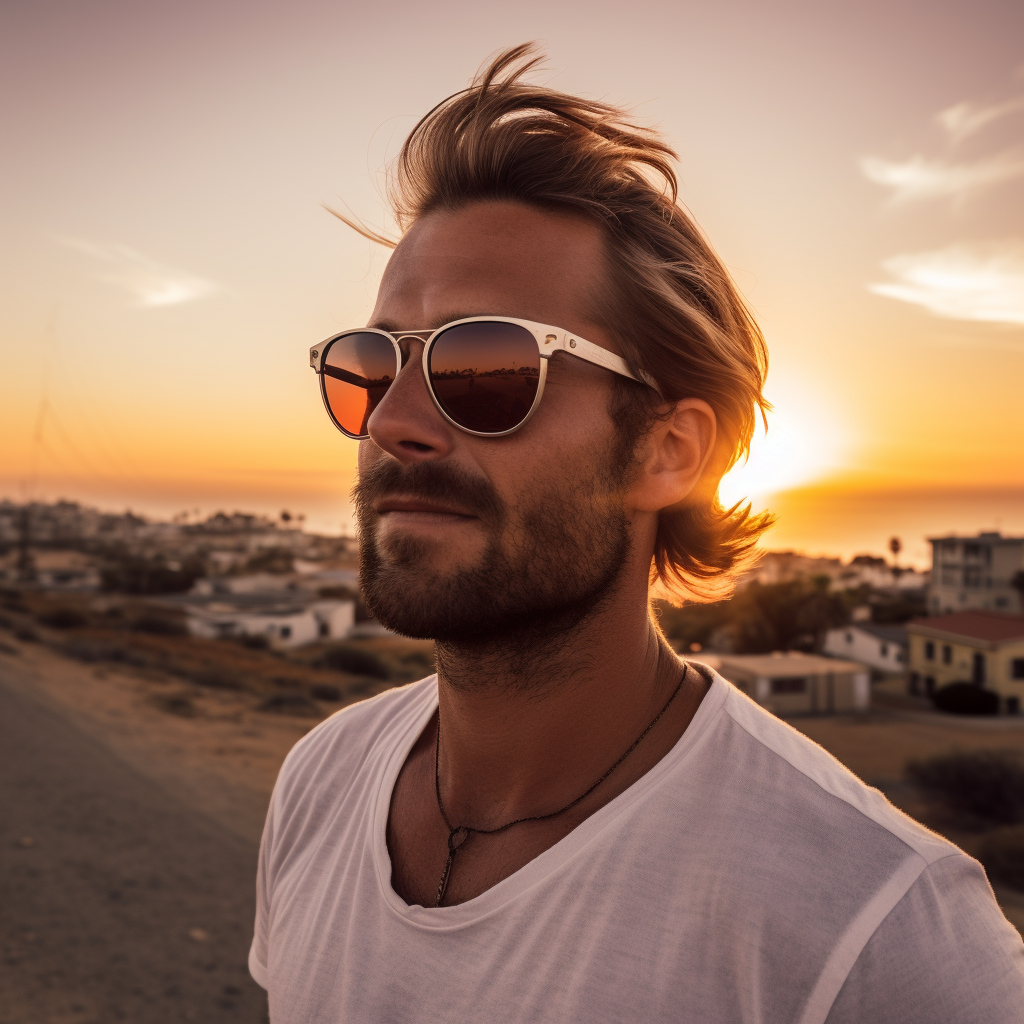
top-left (367, 311), bottom-right (532, 333)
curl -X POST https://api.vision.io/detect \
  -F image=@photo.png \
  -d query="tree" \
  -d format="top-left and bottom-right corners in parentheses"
top-left (889, 536), bottom-right (902, 582)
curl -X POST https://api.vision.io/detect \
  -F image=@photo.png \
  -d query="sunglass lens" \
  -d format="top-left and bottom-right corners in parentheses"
top-left (428, 322), bottom-right (541, 434)
top-left (321, 332), bottom-right (397, 437)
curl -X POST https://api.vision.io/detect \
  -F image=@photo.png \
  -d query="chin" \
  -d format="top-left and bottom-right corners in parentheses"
top-left (358, 513), bottom-right (632, 646)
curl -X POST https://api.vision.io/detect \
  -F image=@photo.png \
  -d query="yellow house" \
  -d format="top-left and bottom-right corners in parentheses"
top-left (905, 611), bottom-right (1024, 714)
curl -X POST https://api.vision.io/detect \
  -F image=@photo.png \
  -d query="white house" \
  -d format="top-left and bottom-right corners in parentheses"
top-left (183, 594), bottom-right (354, 648)
top-left (709, 651), bottom-right (870, 716)
top-left (823, 623), bottom-right (907, 674)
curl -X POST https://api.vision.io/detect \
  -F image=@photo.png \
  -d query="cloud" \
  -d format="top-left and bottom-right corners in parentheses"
top-left (859, 152), bottom-right (1024, 205)
top-left (868, 243), bottom-right (1024, 326)
top-left (936, 97), bottom-right (1024, 145)
top-left (61, 237), bottom-right (220, 307)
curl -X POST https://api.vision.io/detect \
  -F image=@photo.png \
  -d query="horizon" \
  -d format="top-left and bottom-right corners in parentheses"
top-left (7, 489), bottom-right (1024, 573)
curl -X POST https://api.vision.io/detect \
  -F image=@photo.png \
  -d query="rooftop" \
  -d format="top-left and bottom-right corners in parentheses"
top-left (846, 622), bottom-right (908, 644)
top-left (716, 652), bottom-right (866, 676)
top-left (928, 531), bottom-right (1024, 545)
top-left (907, 611), bottom-right (1024, 644)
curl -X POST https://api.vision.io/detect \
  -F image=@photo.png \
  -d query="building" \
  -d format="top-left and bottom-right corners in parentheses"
top-left (927, 532), bottom-right (1024, 615)
top-left (823, 623), bottom-right (907, 674)
top-left (704, 652), bottom-right (870, 716)
top-left (905, 612), bottom-right (1024, 714)
top-left (185, 596), bottom-right (355, 648)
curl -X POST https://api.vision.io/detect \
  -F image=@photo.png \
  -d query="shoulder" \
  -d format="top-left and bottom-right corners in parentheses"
top-left (271, 676), bottom-right (437, 810)
top-left (711, 675), bottom-right (956, 866)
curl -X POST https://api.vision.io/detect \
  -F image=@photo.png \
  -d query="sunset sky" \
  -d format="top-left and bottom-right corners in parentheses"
top-left (2, 0), bottom-right (1022, 567)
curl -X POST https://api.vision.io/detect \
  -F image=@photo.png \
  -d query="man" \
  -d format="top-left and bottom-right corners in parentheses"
top-left (250, 46), bottom-right (1024, 1021)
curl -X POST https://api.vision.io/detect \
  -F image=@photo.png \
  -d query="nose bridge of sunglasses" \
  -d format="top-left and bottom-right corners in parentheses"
top-left (395, 332), bottom-right (430, 368)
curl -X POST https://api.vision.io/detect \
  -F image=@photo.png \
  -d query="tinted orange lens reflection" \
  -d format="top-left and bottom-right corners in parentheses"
top-left (321, 332), bottom-right (397, 437)
top-left (428, 322), bottom-right (540, 433)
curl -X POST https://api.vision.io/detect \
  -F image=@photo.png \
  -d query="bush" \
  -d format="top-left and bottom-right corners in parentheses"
top-left (906, 751), bottom-right (1024, 826)
top-left (151, 692), bottom-right (199, 718)
top-left (310, 683), bottom-right (342, 702)
top-left (978, 825), bottom-right (1024, 890)
top-left (61, 639), bottom-right (149, 667)
top-left (236, 633), bottom-right (270, 650)
top-left (131, 615), bottom-right (187, 636)
top-left (259, 691), bottom-right (321, 716)
top-left (932, 682), bottom-right (1000, 716)
top-left (38, 606), bottom-right (88, 629)
top-left (189, 668), bottom-right (242, 690)
top-left (101, 556), bottom-right (203, 595)
top-left (317, 643), bottom-right (391, 680)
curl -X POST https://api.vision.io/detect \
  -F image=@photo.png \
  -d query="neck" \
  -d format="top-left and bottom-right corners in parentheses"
top-left (432, 577), bottom-right (687, 829)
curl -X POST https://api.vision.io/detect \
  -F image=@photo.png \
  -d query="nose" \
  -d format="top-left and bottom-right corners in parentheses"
top-left (365, 337), bottom-right (457, 462)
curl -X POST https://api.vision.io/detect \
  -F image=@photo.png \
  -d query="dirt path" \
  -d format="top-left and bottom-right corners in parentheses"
top-left (0, 651), bottom-right (270, 1024)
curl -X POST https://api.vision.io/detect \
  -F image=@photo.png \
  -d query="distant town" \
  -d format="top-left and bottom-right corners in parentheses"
top-left (1, 499), bottom-right (1023, 719)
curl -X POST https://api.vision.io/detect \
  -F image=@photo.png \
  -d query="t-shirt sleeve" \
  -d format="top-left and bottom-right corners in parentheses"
top-left (824, 853), bottom-right (1024, 1023)
top-left (248, 787), bottom-right (277, 991)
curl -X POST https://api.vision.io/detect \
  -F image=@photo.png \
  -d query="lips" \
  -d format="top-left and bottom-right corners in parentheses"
top-left (374, 497), bottom-right (476, 517)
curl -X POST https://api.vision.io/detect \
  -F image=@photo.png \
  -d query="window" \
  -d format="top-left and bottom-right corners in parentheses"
top-left (925, 677), bottom-right (935, 696)
top-left (942, 645), bottom-right (951, 664)
top-left (1012, 658), bottom-right (1024, 680)
top-left (845, 631), bottom-right (853, 643)
top-left (996, 597), bottom-right (1009, 608)
top-left (279, 625), bottom-right (292, 639)
top-left (880, 643), bottom-right (889, 657)
top-left (771, 677), bottom-right (807, 695)
top-left (972, 653), bottom-right (986, 686)
top-left (925, 641), bottom-right (935, 660)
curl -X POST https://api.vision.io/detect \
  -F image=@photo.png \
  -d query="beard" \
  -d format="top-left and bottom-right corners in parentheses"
top-left (353, 456), bottom-right (632, 648)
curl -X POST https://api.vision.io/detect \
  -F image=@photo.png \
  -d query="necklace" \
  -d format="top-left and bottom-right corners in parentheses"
top-left (433, 665), bottom-right (688, 907)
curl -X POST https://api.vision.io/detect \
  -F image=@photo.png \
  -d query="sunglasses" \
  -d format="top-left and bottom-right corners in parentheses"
top-left (309, 316), bottom-right (654, 439)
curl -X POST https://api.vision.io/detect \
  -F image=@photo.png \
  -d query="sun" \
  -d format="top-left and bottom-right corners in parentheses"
top-left (717, 375), bottom-right (851, 509)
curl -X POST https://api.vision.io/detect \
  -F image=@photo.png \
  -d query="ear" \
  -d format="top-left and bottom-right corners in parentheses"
top-left (628, 398), bottom-right (718, 513)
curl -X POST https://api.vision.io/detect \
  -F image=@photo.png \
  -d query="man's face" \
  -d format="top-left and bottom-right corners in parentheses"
top-left (354, 200), bottom-right (642, 644)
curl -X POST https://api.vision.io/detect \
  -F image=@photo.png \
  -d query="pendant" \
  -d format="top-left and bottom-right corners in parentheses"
top-left (435, 826), bottom-right (471, 907)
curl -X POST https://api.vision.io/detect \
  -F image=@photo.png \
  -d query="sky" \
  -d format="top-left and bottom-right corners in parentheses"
top-left (2, 0), bottom-right (1023, 567)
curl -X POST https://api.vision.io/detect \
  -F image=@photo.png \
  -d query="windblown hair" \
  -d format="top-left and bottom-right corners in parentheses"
top-left (337, 44), bottom-right (773, 603)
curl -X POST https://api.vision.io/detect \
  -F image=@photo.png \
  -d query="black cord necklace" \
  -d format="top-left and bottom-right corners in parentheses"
top-left (433, 665), bottom-right (688, 907)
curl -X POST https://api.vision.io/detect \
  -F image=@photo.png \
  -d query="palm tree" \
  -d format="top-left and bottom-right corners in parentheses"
top-left (888, 536), bottom-right (902, 584)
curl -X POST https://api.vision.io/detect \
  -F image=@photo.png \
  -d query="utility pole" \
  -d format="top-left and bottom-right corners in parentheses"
top-left (16, 506), bottom-right (37, 584)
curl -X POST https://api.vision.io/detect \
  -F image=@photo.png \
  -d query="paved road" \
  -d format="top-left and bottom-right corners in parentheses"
top-left (0, 667), bottom-right (268, 1023)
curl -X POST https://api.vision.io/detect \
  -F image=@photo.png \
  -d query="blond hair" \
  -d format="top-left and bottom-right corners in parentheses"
top-left (336, 44), bottom-right (773, 602)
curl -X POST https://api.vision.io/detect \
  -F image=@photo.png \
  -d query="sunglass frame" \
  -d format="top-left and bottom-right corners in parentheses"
top-left (309, 316), bottom-right (655, 440)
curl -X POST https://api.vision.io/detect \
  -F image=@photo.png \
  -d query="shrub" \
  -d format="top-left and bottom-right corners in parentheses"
top-left (62, 639), bottom-right (138, 665)
top-left (189, 668), bottom-right (242, 690)
top-left (932, 682), bottom-right (1000, 716)
top-left (259, 691), bottom-right (321, 717)
top-left (151, 692), bottom-right (199, 718)
top-left (317, 643), bottom-right (391, 680)
top-left (14, 627), bottom-right (38, 643)
top-left (906, 750), bottom-right (1024, 826)
top-left (131, 615), bottom-right (187, 636)
top-left (310, 683), bottom-right (342, 702)
top-left (978, 825), bottom-right (1024, 890)
top-left (236, 633), bottom-right (270, 650)
top-left (38, 606), bottom-right (88, 629)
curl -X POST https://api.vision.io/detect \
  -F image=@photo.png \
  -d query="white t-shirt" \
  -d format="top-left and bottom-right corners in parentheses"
top-left (250, 669), bottom-right (1024, 1023)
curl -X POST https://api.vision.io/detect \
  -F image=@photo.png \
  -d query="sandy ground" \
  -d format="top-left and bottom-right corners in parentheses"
top-left (0, 637), bottom-right (323, 847)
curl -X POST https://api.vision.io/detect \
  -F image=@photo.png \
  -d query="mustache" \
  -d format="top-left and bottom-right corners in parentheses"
top-left (353, 459), bottom-right (505, 523)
